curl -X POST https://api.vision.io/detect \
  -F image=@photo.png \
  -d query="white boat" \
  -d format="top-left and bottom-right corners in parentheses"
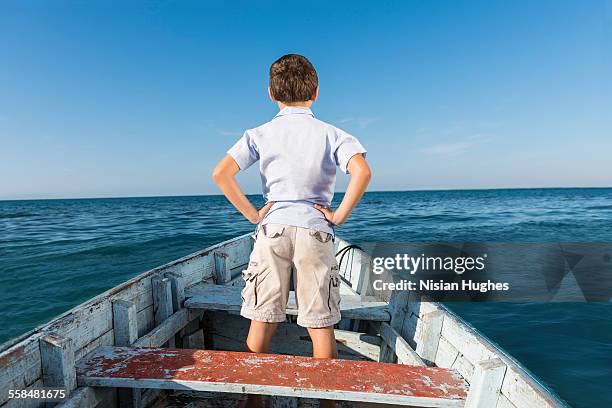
top-left (0, 234), bottom-right (568, 408)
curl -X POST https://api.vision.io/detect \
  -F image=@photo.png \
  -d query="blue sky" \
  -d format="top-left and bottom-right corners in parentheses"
top-left (1, 1), bottom-right (611, 199)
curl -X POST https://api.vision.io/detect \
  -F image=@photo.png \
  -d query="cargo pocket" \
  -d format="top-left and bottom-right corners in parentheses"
top-left (241, 262), bottom-right (269, 309)
top-left (309, 229), bottom-right (332, 243)
top-left (327, 264), bottom-right (341, 312)
top-left (262, 224), bottom-right (285, 239)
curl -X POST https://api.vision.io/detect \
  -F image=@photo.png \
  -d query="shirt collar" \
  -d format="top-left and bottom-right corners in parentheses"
top-left (274, 106), bottom-right (315, 119)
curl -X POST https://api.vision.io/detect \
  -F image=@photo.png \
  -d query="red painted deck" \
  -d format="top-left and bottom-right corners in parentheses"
top-left (77, 347), bottom-right (468, 405)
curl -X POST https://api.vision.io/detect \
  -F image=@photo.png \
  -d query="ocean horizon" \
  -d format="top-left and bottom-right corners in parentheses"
top-left (2, 188), bottom-right (612, 407)
top-left (2, 185), bottom-right (612, 202)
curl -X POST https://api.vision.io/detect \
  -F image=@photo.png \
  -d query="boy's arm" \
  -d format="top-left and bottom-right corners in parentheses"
top-left (212, 155), bottom-right (274, 224)
top-left (314, 153), bottom-right (371, 225)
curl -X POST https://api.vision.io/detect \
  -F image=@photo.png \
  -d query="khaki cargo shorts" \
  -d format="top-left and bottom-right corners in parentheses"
top-left (240, 224), bottom-right (341, 328)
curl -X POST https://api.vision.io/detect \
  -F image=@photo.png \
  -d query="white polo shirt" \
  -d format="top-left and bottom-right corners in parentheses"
top-left (227, 106), bottom-right (367, 233)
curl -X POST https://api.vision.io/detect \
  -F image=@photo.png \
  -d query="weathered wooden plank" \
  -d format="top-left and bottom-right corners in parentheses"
top-left (214, 252), bottom-right (231, 284)
top-left (355, 252), bottom-right (372, 295)
top-left (136, 305), bottom-right (155, 337)
top-left (179, 316), bottom-right (202, 348)
top-left (55, 386), bottom-right (108, 408)
top-left (112, 299), bottom-right (142, 408)
top-left (74, 329), bottom-right (114, 362)
top-left (398, 311), bottom-right (419, 348)
top-left (113, 300), bottom-right (138, 347)
top-left (333, 331), bottom-right (381, 361)
top-left (433, 335), bottom-right (475, 383)
top-left (133, 309), bottom-right (196, 348)
top-left (379, 291), bottom-right (410, 363)
top-left (440, 314), bottom-right (497, 366)
top-left (165, 272), bottom-right (186, 313)
top-left (435, 337), bottom-right (460, 369)
top-left (501, 366), bottom-right (560, 408)
top-left (109, 277), bottom-right (153, 313)
top-left (183, 330), bottom-right (205, 349)
top-left (167, 255), bottom-right (215, 287)
top-left (152, 277), bottom-right (173, 325)
top-left (379, 322), bottom-right (425, 366)
top-left (338, 319), bottom-right (353, 331)
top-left (452, 353), bottom-right (476, 383)
top-left (407, 297), bottom-right (441, 317)
top-left (165, 272), bottom-right (186, 348)
top-left (147, 276), bottom-right (177, 408)
top-left (222, 235), bottom-right (255, 270)
top-left (40, 335), bottom-right (77, 393)
top-left (77, 347), bottom-right (469, 407)
top-left (185, 284), bottom-right (390, 322)
top-left (152, 276), bottom-right (174, 348)
top-left (416, 310), bottom-right (444, 365)
top-left (229, 263), bottom-right (249, 282)
top-left (217, 236), bottom-right (253, 271)
top-left (496, 394), bottom-right (519, 408)
top-left (43, 300), bottom-right (112, 353)
top-left (465, 358), bottom-right (506, 408)
top-left (0, 335), bottom-right (42, 406)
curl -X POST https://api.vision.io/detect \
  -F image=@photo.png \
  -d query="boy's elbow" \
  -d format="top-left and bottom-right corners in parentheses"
top-left (211, 167), bottom-right (224, 184)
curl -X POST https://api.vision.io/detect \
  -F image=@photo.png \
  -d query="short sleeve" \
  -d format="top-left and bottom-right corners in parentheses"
top-left (334, 128), bottom-right (367, 174)
top-left (227, 130), bottom-right (259, 170)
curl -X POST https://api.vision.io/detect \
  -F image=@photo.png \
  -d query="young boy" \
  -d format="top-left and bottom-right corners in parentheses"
top-left (212, 54), bottom-right (371, 406)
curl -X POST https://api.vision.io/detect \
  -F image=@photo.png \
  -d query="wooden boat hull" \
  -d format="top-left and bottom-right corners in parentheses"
top-left (0, 234), bottom-right (568, 408)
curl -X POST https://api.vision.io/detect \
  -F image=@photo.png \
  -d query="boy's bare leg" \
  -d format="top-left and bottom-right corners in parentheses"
top-left (243, 320), bottom-right (278, 408)
top-left (307, 326), bottom-right (339, 408)
top-left (307, 326), bottom-right (338, 358)
top-left (246, 320), bottom-right (278, 353)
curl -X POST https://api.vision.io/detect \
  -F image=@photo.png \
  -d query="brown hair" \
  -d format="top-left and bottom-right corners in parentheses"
top-left (269, 54), bottom-right (318, 103)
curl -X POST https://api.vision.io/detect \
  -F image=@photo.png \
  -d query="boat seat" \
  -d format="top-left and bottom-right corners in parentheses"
top-left (184, 283), bottom-right (391, 322)
top-left (76, 346), bottom-right (468, 406)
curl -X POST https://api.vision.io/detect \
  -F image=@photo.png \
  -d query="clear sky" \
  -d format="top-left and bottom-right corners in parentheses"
top-left (1, 1), bottom-right (611, 199)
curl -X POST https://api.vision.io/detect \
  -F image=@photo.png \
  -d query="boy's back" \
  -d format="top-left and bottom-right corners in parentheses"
top-left (228, 105), bottom-right (366, 233)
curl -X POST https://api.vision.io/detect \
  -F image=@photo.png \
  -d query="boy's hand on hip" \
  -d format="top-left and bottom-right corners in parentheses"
top-left (314, 204), bottom-right (345, 226)
top-left (255, 201), bottom-right (275, 224)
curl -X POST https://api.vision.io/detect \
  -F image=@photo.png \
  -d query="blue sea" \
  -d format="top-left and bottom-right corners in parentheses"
top-left (1, 188), bottom-right (611, 407)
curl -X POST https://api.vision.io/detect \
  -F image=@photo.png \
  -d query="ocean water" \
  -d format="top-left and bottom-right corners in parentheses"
top-left (1, 188), bottom-right (611, 407)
